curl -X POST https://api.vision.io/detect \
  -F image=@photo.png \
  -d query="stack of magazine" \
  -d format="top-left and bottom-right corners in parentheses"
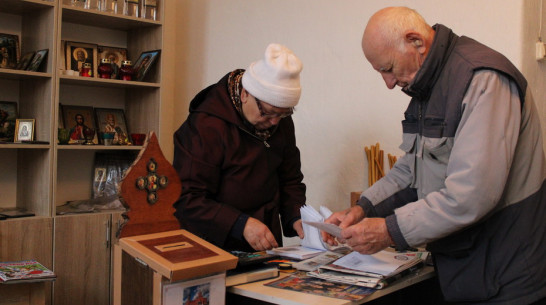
top-left (307, 250), bottom-right (428, 289)
top-left (0, 259), bottom-right (56, 284)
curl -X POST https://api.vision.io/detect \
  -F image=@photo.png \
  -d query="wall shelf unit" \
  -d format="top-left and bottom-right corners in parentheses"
top-left (1, 0), bottom-right (166, 303)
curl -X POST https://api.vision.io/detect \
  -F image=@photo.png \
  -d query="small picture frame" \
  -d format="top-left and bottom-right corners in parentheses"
top-left (98, 46), bottom-right (127, 79)
top-left (94, 107), bottom-right (131, 145)
top-left (94, 167), bottom-right (107, 183)
top-left (14, 119), bottom-right (35, 142)
top-left (65, 41), bottom-right (98, 77)
top-left (0, 101), bottom-right (18, 142)
top-left (16, 52), bottom-right (35, 70)
top-left (163, 273), bottom-right (226, 305)
top-left (26, 49), bottom-right (48, 72)
top-left (133, 50), bottom-right (160, 81)
top-left (0, 33), bottom-right (20, 69)
top-left (61, 104), bottom-right (98, 144)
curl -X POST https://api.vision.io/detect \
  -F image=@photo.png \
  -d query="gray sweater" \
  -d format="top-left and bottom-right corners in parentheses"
top-left (359, 24), bottom-right (546, 304)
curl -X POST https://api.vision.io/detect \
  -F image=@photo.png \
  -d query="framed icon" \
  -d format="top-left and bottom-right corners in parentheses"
top-left (98, 45), bottom-right (127, 79)
top-left (61, 104), bottom-right (98, 144)
top-left (94, 107), bottom-right (131, 145)
top-left (16, 52), bottom-right (35, 70)
top-left (0, 33), bottom-right (20, 69)
top-left (0, 101), bottom-right (18, 142)
top-left (26, 49), bottom-right (48, 72)
top-left (133, 49), bottom-right (160, 81)
top-left (65, 41), bottom-right (98, 77)
top-left (14, 119), bottom-right (35, 142)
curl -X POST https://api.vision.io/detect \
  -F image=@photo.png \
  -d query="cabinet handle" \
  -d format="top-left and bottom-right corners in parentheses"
top-left (106, 218), bottom-right (111, 248)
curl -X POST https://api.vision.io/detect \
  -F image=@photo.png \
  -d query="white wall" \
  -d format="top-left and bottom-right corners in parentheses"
top-left (172, 1), bottom-right (545, 224)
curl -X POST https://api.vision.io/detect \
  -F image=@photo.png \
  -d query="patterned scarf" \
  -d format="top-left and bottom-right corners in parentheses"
top-left (227, 69), bottom-right (272, 140)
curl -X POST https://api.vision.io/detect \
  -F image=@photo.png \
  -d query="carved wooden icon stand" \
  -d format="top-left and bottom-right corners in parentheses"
top-left (114, 131), bottom-right (237, 305)
top-left (118, 131), bottom-right (181, 238)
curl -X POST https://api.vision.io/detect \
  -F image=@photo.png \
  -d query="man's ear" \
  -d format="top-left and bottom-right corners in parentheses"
top-left (405, 31), bottom-right (424, 51)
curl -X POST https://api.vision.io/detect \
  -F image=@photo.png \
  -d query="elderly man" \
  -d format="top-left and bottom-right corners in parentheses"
top-left (173, 43), bottom-right (306, 253)
top-left (324, 7), bottom-right (546, 305)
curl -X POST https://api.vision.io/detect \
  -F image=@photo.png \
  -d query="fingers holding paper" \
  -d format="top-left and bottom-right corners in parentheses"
top-left (341, 218), bottom-right (393, 255)
top-left (293, 219), bottom-right (304, 239)
top-left (243, 217), bottom-right (279, 251)
top-left (322, 205), bottom-right (365, 246)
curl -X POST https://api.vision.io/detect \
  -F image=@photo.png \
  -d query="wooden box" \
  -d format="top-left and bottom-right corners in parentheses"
top-left (115, 229), bottom-right (237, 305)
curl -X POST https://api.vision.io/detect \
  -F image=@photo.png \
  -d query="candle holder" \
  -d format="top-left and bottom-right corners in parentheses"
top-left (98, 58), bottom-right (113, 79)
top-left (80, 63), bottom-right (92, 77)
top-left (83, 127), bottom-right (96, 145)
top-left (58, 128), bottom-right (70, 145)
top-left (119, 60), bottom-right (135, 81)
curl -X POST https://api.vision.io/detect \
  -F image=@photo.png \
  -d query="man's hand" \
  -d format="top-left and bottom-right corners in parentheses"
top-left (293, 219), bottom-right (304, 239)
top-left (341, 218), bottom-right (392, 254)
top-left (322, 205), bottom-right (365, 246)
top-left (243, 217), bottom-right (279, 251)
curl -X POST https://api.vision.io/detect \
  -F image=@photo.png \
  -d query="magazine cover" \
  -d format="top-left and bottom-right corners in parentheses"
top-left (264, 271), bottom-right (374, 301)
top-left (0, 259), bottom-right (56, 283)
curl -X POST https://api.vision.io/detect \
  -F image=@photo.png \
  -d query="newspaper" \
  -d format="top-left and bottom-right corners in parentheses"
top-left (307, 250), bottom-right (429, 289)
top-left (292, 247), bottom-right (352, 271)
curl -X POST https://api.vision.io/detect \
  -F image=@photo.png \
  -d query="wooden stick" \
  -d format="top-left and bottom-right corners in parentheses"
top-left (365, 147), bottom-right (371, 187)
top-left (388, 154), bottom-right (393, 168)
top-left (374, 158), bottom-right (385, 177)
top-left (379, 149), bottom-right (384, 179)
top-left (371, 146), bottom-right (377, 185)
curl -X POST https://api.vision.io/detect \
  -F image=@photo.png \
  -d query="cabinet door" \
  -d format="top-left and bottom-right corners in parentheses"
top-left (0, 218), bottom-right (53, 305)
top-left (54, 213), bottom-right (112, 305)
top-left (0, 217), bottom-right (53, 262)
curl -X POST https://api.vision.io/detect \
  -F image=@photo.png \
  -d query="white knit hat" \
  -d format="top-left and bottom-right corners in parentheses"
top-left (242, 43), bottom-right (303, 108)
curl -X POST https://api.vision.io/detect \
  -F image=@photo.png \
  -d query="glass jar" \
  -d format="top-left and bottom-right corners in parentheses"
top-left (124, 0), bottom-right (139, 17)
top-left (80, 63), bottom-right (92, 77)
top-left (98, 58), bottom-right (114, 79)
top-left (85, 0), bottom-right (100, 10)
top-left (119, 60), bottom-right (135, 81)
top-left (70, 0), bottom-right (86, 8)
top-left (141, 0), bottom-right (157, 21)
top-left (101, 0), bottom-right (117, 13)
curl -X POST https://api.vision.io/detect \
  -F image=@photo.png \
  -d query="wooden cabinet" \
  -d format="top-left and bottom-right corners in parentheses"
top-left (1, 0), bottom-right (167, 304)
top-left (0, 218), bottom-right (54, 304)
top-left (0, 0), bottom-right (56, 217)
top-left (53, 212), bottom-right (123, 305)
top-left (1, 0), bottom-right (165, 212)
top-left (54, 2), bottom-right (164, 210)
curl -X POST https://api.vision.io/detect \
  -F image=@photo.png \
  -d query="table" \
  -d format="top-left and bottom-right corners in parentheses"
top-left (228, 266), bottom-right (436, 305)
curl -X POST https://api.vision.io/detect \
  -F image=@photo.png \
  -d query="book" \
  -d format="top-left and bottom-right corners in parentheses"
top-left (266, 246), bottom-right (325, 260)
top-left (0, 259), bottom-right (56, 284)
top-left (307, 250), bottom-right (428, 289)
top-left (226, 266), bottom-right (279, 287)
top-left (0, 208), bottom-right (35, 218)
top-left (230, 250), bottom-right (279, 267)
